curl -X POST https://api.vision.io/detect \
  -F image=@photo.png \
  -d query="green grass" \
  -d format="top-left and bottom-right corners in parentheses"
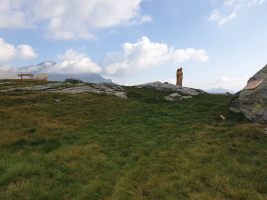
top-left (0, 79), bottom-right (52, 90)
top-left (0, 81), bottom-right (266, 200)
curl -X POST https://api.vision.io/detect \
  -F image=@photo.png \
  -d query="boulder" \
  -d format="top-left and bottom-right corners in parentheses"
top-left (164, 96), bottom-right (174, 101)
top-left (169, 93), bottom-right (181, 98)
top-left (65, 78), bottom-right (83, 84)
top-left (230, 65), bottom-right (267, 123)
top-left (219, 115), bottom-right (226, 120)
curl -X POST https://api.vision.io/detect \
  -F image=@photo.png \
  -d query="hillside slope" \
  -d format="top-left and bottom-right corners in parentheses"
top-left (0, 80), bottom-right (266, 200)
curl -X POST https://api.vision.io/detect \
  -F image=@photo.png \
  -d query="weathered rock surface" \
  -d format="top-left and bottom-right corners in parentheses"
top-left (137, 82), bottom-right (205, 101)
top-left (2, 83), bottom-right (63, 92)
top-left (0, 80), bottom-right (205, 101)
top-left (164, 96), bottom-right (175, 101)
top-left (169, 93), bottom-right (181, 98)
top-left (0, 82), bottom-right (127, 98)
top-left (137, 82), bottom-right (206, 96)
top-left (230, 65), bottom-right (267, 123)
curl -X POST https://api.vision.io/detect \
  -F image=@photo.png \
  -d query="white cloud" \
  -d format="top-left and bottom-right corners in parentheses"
top-left (104, 36), bottom-right (209, 76)
top-left (187, 75), bottom-right (249, 92)
top-left (45, 49), bottom-right (102, 74)
top-left (209, 0), bottom-right (266, 25)
top-left (0, 37), bottom-right (37, 62)
top-left (17, 45), bottom-right (38, 60)
top-left (0, 0), bottom-right (30, 28)
top-left (209, 10), bottom-right (237, 26)
top-left (0, 37), bottom-right (17, 62)
top-left (125, 15), bottom-right (153, 26)
top-left (224, 0), bottom-right (266, 7)
top-left (0, 0), bottom-right (151, 40)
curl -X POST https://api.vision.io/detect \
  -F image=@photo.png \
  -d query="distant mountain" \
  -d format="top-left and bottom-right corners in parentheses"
top-left (20, 61), bottom-right (57, 72)
top-left (205, 88), bottom-right (235, 94)
top-left (21, 61), bottom-right (112, 83)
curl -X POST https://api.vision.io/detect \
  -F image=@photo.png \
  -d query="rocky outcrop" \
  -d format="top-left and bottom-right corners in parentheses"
top-left (136, 82), bottom-right (206, 100)
top-left (0, 81), bottom-right (205, 101)
top-left (230, 65), bottom-right (267, 123)
top-left (0, 82), bottom-right (127, 98)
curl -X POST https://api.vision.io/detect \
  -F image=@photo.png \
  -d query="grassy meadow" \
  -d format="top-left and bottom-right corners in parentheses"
top-left (0, 80), bottom-right (266, 199)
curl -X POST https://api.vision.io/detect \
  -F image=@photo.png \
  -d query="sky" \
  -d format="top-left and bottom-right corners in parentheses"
top-left (0, 0), bottom-right (266, 91)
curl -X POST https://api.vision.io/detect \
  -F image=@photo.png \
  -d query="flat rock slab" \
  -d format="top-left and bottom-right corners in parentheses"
top-left (164, 96), bottom-right (175, 101)
top-left (0, 83), bottom-right (63, 92)
top-left (0, 82), bottom-right (10, 85)
top-left (169, 93), bottom-right (181, 98)
top-left (0, 82), bottom-right (127, 98)
top-left (51, 85), bottom-right (102, 94)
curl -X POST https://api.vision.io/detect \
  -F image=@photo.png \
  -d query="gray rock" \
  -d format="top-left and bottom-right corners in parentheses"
top-left (0, 82), bottom-right (127, 98)
top-left (180, 96), bottom-right (192, 100)
top-left (164, 96), bottom-right (174, 101)
top-left (52, 83), bottom-right (127, 98)
top-left (113, 92), bottom-right (127, 99)
top-left (230, 65), bottom-right (267, 123)
top-left (229, 96), bottom-right (241, 113)
top-left (137, 81), bottom-right (205, 96)
top-left (0, 82), bottom-right (10, 85)
top-left (164, 93), bottom-right (182, 102)
top-left (169, 93), bottom-right (181, 98)
top-left (53, 85), bottom-right (100, 94)
top-left (219, 115), bottom-right (226, 120)
top-left (1, 83), bottom-right (63, 92)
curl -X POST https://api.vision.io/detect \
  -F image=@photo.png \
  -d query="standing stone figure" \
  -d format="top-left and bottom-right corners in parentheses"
top-left (176, 68), bottom-right (183, 86)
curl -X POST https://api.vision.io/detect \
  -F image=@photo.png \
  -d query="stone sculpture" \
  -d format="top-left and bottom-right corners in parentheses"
top-left (176, 68), bottom-right (183, 86)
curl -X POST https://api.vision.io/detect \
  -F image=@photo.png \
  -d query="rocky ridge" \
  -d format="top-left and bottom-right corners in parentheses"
top-left (0, 81), bottom-right (205, 101)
